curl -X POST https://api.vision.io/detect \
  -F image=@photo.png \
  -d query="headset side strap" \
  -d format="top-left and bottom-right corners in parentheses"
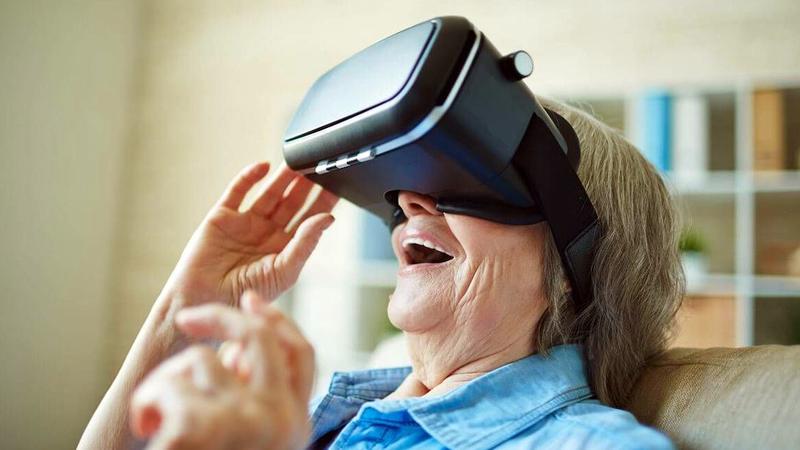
top-left (513, 108), bottom-right (600, 312)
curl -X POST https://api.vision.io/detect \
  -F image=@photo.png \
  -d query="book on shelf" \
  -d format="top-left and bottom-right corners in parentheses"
top-left (752, 88), bottom-right (786, 171)
top-left (756, 241), bottom-right (800, 277)
top-left (754, 298), bottom-right (800, 345)
top-left (634, 90), bottom-right (672, 172)
top-left (671, 93), bottom-right (709, 184)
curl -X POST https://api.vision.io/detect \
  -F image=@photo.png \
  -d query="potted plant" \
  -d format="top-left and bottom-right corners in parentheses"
top-left (679, 227), bottom-right (708, 289)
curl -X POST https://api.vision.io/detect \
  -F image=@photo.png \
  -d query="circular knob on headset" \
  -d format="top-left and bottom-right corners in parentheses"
top-left (500, 50), bottom-right (534, 81)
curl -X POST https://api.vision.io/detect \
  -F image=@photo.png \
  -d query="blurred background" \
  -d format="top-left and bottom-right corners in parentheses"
top-left (2, 0), bottom-right (799, 448)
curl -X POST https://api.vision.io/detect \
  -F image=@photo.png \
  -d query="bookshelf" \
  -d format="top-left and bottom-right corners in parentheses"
top-left (567, 81), bottom-right (800, 347)
top-left (282, 80), bottom-right (800, 389)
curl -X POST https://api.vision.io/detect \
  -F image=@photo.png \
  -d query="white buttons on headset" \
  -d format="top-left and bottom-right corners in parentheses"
top-left (314, 147), bottom-right (376, 175)
top-left (335, 155), bottom-right (350, 169)
top-left (357, 148), bottom-right (376, 162)
top-left (315, 160), bottom-right (330, 174)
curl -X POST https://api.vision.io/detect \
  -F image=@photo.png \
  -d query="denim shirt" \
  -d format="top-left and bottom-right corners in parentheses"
top-left (307, 344), bottom-right (673, 450)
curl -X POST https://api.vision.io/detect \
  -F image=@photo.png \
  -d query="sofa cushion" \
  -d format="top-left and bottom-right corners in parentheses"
top-left (626, 345), bottom-right (800, 450)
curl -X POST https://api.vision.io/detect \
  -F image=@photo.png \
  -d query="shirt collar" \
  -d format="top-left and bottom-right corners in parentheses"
top-left (309, 366), bottom-right (412, 442)
top-left (313, 344), bottom-right (593, 450)
top-left (410, 344), bottom-right (593, 449)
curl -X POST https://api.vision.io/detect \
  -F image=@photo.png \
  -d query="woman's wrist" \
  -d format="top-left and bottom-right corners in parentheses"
top-left (78, 290), bottom-right (188, 450)
top-left (147, 288), bottom-right (193, 353)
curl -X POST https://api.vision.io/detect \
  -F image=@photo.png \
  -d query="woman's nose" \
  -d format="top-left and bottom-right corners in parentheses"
top-left (397, 191), bottom-right (442, 219)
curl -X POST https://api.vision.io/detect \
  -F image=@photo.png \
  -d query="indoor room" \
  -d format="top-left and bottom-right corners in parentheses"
top-left (1, 1), bottom-right (798, 449)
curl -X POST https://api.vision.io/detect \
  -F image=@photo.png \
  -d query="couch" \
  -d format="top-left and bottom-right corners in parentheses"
top-left (625, 345), bottom-right (800, 450)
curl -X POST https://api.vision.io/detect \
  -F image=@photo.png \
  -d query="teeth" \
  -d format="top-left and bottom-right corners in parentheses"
top-left (401, 237), bottom-right (452, 257)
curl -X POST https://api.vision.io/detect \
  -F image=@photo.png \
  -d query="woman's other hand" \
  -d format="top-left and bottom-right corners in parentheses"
top-left (165, 162), bottom-right (338, 308)
top-left (130, 291), bottom-right (314, 450)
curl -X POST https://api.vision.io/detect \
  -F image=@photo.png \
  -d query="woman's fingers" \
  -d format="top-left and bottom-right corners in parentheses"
top-left (140, 378), bottom-right (205, 450)
top-left (273, 213), bottom-right (335, 279)
top-left (216, 162), bottom-right (270, 211)
top-left (268, 176), bottom-right (316, 229)
top-left (175, 299), bottom-right (289, 389)
top-left (249, 163), bottom-right (298, 217)
top-left (247, 163), bottom-right (336, 232)
top-left (271, 315), bottom-right (316, 404)
top-left (285, 321), bottom-right (316, 404)
top-left (218, 340), bottom-right (243, 371)
top-left (236, 291), bottom-right (289, 390)
top-left (176, 303), bottom-right (256, 341)
top-left (132, 295), bottom-right (312, 449)
top-left (288, 189), bottom-right (339, 235)
top-left (187, 346), bottom-right (231, 392)
top-left (241, 294), bottom-right (315, 404)
top-left (132, 376), bottom-right (190, 441)
top-left (242, 318), bottom-right (288, 390)
top-left (131, 346), bottom-right (223, 439)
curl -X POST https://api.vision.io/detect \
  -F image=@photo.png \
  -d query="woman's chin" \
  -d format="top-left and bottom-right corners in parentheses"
top-left (387, 286), bottom-right (444, 333)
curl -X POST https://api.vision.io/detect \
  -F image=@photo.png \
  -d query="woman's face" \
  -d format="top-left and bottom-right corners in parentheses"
top-left (389, 191), bottom-right (548, 340)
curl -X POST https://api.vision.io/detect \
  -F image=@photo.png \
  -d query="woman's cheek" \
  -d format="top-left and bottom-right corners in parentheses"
top-left (450, 267), bottom-right (503, 334)
top-left (388, 277), bottom-right (451, 332)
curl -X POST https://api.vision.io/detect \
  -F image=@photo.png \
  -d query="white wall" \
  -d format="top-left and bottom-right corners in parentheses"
top-left (0, 2), bottom-right (139, 448)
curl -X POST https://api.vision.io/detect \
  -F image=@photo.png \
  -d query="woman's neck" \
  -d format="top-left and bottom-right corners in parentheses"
top-left (388, 329), bottom-right (536, 399)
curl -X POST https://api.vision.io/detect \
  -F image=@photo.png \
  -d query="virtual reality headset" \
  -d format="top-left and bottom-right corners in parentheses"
top-left (283, 16), bottom-right (600, 311)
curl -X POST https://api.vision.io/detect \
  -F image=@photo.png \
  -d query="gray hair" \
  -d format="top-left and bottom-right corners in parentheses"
top-left (535, 98), bottom-right (685, 407)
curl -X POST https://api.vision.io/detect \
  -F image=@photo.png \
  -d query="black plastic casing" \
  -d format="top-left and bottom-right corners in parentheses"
top-left (283, 16), bottom-right (540, 225)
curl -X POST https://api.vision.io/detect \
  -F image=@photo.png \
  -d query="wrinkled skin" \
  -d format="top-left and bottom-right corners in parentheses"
top-left (124, 163), bottom-right (336, 450)
top-left (130, 292), bottom-right (314, 450)
top-left (79, 162), bottom-right (338, 450)
top-left (82, 162), bottom-right (551, 449)
top-left (163, 162), bottom-right (338, 309)
top-left (388, 192), bottom-right (548, 396)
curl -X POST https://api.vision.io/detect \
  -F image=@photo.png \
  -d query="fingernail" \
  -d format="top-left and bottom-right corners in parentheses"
top-left (324, 215), bottom-right (336, 229)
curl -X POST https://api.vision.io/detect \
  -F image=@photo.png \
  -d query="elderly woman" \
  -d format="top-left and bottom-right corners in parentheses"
top-left (80, 99), bottom-right (683, 449)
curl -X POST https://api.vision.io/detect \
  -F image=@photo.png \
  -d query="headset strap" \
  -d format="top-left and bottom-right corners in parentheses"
top-left (512, 108), bottom-right (600, 313)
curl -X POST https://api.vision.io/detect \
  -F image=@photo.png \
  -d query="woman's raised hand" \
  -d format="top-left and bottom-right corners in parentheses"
top-left (164, 162), bottom-right (338, 308)
top-left (77, 163), bottom-right (335, 450)
top-left (130, 291), bottom-right (315, 450)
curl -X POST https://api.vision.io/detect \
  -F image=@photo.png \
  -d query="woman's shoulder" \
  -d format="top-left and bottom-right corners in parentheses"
top-left (494, 398), bottom-right (674, 450)
top-left (550, 399), bottom-right (674, 450)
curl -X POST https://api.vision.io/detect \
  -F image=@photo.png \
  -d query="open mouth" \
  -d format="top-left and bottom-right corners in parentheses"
top-left (401, 237), bottom-right (454, 265)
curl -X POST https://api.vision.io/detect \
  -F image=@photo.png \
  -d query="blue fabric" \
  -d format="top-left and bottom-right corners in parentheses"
top-left (307, 344), bottom-right (674, 450)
